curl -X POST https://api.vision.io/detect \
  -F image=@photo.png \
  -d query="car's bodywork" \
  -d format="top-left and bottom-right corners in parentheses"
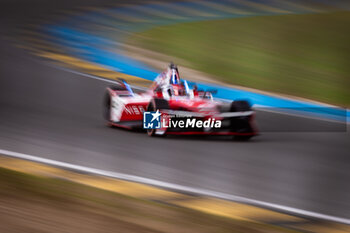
top-left (104, 65), bottom-right (257, 140)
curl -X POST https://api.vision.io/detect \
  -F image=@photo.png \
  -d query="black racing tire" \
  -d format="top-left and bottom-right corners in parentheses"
top-left (154, 98), bottom-right (169, 110)
top-left (229, 100), bottom-right (254, 140)
top-left (230, 100), bottom-right (251, 112)
top-left (146, 98), bottom-right (169, 137)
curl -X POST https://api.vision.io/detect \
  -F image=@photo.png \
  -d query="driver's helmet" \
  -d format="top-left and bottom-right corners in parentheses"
top-left (170, 84), bottom-right (186, 96)
top-left (167, 63), bottom-right (186, 96)
top-left (169, 63), bottom-right (181, 85)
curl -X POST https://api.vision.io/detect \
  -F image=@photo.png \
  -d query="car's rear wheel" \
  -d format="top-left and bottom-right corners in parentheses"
top-left (230, 100), bottom-right (254, 141)
top-left (230, 100), bottom-right (251, 112)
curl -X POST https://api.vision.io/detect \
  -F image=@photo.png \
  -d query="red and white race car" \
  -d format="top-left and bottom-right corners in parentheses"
top-left (104, 63), bottom-right (257, 140)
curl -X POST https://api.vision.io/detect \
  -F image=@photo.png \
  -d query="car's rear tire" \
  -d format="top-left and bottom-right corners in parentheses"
top-left (230, 100), bottom-right (251, 112)
top-left (146, 98), bottom-right (169, 137)
top-left (229, 100), bottom-right (254, 140)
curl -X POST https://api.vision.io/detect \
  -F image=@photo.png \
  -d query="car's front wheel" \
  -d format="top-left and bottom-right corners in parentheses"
top-left (146, 98), bottom-right (169, 137)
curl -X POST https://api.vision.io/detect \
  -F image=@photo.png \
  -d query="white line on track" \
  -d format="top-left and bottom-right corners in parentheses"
top-left (1, 148), bottom-right (350, 225)
top-left (50, 64), bottom-right (147, 91)
top-left (253, 104), bottom-right (349, 125)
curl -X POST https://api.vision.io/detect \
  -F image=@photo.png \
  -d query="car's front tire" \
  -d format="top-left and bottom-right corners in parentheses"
top-left (146, 98), bottom-right (169, 137)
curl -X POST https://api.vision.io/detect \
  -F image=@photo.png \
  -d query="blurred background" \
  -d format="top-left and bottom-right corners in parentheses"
top-left (0, 0), bottom-right (349, 232)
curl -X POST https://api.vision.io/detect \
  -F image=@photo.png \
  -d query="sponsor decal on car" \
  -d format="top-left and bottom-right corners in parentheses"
top-left (125, 105), bottom-right (145, 115)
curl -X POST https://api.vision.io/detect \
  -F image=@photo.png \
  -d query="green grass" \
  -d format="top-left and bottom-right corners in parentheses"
top-left (128, 12), bottom-right (350, 107)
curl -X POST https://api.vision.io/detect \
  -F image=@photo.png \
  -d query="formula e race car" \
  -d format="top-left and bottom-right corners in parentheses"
top-left (103, 63), bottom-right (257, 140)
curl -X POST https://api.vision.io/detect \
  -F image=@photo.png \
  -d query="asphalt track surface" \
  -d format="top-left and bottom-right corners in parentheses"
top-left (0, 0), bottom-right (350, 219)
